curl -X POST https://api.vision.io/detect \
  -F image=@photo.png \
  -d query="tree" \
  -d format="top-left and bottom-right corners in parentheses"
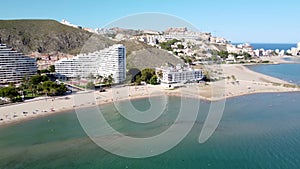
top-left (21, 75), bottom-right (29, 91)
top-left (95, 74), bottom-right (103, 84)
top-left (28, 75), bottom-right (49, 96)
top-left (150, 75), bottom-right (158, 85)
top-left (177, 44), bottom-right (184, 49)
top-left (57, 84), bottom-right (68, 95)
top-left (49, 88), bottom-right (57, 96)
top-left (37, 81), bottom-right (68, 96)
top-left (29, 75), bottom-right (49, 85)
top-left (0, 86), bottom-right (20, 102)
top-left (41, 81), bottom-right (54, 96)
top-left (86, 82), bottom-right (95, 89)
top-left (243, 52), bottom-right (252, 60)
top-left (41, 75), bottom-right (49, 82)
top-left (134, 75), bottom-right (142, 85)
top-left (49, 65), bottom-right (55, 72)
top-left (202, 70), bottom-right (212, 82)
top-left (218, 50), bottom-right (229, 59)
top-left (140, 68), bottom-right (155, 83)
top-left (103, 77), bottom-right (108, 85)
top-left (88, 73), bottom-right (95, 81)
top-left (185, 57), bottom-right (193, 64)
top-left (38, 69), bottom-right (50, 74)
top-left (107, 74), bottom-right (114, 86)
top-left (160, 39), bottom-right (181, 51)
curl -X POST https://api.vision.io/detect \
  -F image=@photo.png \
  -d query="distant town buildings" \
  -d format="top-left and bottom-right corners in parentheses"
top-left (227, 43), bottom-right (254, 55)
top-left (226, 43), bottom-right (296, 57)
top-left (55, 44), bottom-right (126, 83)
top-left (95, 28), bottom-right (115, 35)
top-left (225, 55), bottom-right (236, 64)
top-left (95, 27), bottom-right (228, 47)
top-left (156, 64), bottom-right (203, 84)
top-left (0, 44), bottom-right (37, 84)
top-left (286, 42), bottom-right (300, 56)
top-left (164, 27), bottom-right (199, 41)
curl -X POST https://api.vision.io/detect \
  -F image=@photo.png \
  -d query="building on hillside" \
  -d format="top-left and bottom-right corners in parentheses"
top-left (0, 44), bottom-right (37, 84)
top-left (156, 64), bottom-right (203, 84)
top-left (55, 44), bottom-right (126, 83)
top-left (225, 55), bottom-right (236, 64)
top-left (60, 19), bottom-right (82, 29)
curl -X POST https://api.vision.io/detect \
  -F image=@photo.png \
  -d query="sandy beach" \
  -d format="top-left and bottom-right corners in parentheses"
top-left (1, 64), bottom-right (300, 126)
top-left (258, 55), bottom-right (297, 64)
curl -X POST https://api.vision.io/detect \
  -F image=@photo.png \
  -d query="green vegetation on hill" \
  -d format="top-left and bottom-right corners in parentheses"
top-left (0, 19), bottom-right (94, 54)
top-left (160, 39), bottom-right (181, 51)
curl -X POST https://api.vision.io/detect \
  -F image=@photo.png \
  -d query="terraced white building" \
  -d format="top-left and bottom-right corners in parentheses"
top-left (0, 44), bottom-right (37, 84)
top-left (156, 64), bottom-right (203, 84)
top-left (55, 44), bottom-right (126, 83)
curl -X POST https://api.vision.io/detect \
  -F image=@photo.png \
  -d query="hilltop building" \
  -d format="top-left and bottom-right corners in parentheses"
top-left (55, 44), bottom-right (126, 83)
top-left (0, 44), bottom-right (37, 84)
top-left (60, 19), bottom-right (82, 29)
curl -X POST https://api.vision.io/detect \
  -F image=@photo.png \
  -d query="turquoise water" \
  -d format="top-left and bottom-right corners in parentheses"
top-left (247, 64), bottom-right (300, 85)
top-left (1, 64), bottom-right (300, 169)
top-left (1, 93), bottom-right (300, 169)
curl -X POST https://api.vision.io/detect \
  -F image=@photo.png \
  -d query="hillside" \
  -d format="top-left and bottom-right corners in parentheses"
top-left (0, 20), bottom-right (185, 70)
top-left (0, 19), bottom-right (95, 54)
top-left (127, 48), bottom-right (184, 69)
top-left (117, 39), bottom-right (183, 69)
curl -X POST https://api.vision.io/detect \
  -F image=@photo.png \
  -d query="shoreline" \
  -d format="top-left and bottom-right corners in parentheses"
top-left (2, 90), bottom-right (300, 128)
top-left (1, 63), bottom-right (300, 127)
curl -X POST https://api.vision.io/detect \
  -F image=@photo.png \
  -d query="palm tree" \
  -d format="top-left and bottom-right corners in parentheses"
top-left (108, 74), bottom-right (114, 87)
top-left (103, 77), bottom-right (109, 85)
top-left (88, 73), bottom-right (95, 82)
top-left (28, 84), bottom-right (35, 97)
top-left (203, 70), bottom-right (212, 82)
top-left (21, 75), bottom-right (29, 90)
top-left (96, 74), bottom-right (103, 84)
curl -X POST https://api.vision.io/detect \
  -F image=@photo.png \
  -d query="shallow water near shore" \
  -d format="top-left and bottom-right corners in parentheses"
top-left (283, 57), bottom-right (300, 63)
top-left (1, 63), bottom-right (300, 169)
top-left (247, 63), bottom-right (300, 85)
top-left (1, 92), bottom-right (300, 169)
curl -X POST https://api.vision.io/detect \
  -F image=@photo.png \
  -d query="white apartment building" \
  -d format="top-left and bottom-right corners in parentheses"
top-left (156, 64), bottom-right (203, 84)
top-left (0, 44), bottom-right (37, 84)
top-left (55, 44), bottom-right (126, 83)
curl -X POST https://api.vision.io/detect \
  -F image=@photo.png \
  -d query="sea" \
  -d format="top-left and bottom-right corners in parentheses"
top-left (247, 63), bottom-right (300, 85)
top-left (0, 63), bottom-right (300, 169)
top-left (234, 43), bottom-right (297, 51)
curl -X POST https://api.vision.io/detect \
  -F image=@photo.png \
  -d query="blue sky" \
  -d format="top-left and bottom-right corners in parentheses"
top-left (1, 0), bottom-right (299, 43)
